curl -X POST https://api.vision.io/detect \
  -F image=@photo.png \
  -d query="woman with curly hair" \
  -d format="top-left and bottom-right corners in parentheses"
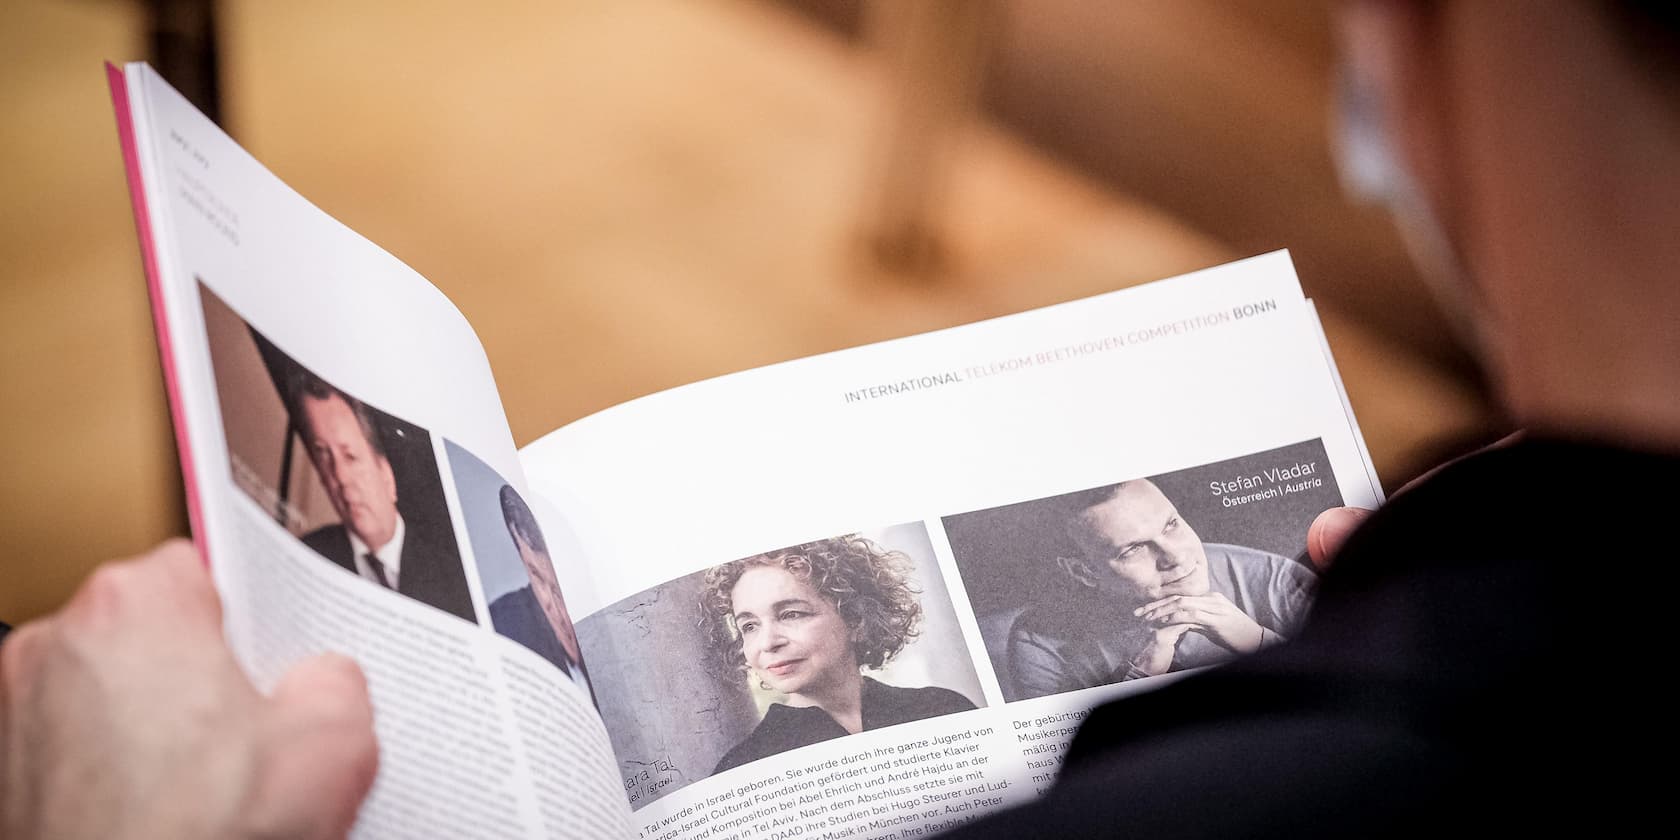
top-left (701, 535), bottom-right (977, 774)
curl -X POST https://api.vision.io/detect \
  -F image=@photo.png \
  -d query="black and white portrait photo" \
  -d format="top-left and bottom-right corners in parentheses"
top-left (201, 280), bottom-right (475, 623)
top-left (577, 523), bottom-right (985, 808)
top-left (944, 440), bottom-right (1344, 702)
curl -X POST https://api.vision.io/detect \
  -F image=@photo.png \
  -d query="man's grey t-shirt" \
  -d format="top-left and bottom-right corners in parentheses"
top-left (1007, 543), bottom-right (1318, 700)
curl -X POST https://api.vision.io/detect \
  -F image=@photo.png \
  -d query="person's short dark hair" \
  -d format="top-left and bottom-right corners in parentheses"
top-left (1057, 480), bottom-right (1177, 555)
top-left (290, 374), bottom-right (387, 461)
top-left (699, 536), bottom-right (923, 683)
top-left (1058, 482), bottom-right (1127, 523)
top-left (499, 485), bottom-right (547, 554)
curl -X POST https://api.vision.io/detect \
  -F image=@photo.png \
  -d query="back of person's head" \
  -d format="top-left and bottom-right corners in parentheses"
top-left (1338, 0), bottom-right (1680, 447)
top-left (1058, 480), bottom-right (1153, 540)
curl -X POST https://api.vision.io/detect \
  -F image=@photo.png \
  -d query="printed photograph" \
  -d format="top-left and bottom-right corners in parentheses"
top-left (577, 523), bottom-right (986, 808)
top-left (446, 441), bottom-right (595, 705)
top-left (943, 439), bottom-right (1343, 702)
top-left (200, 280), bottom-right (476, 624)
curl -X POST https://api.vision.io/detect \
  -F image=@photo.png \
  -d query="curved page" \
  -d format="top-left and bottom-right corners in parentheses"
top-left (520, 252), bottom-right (1383, 837)
top-left (111, 62), bottom-right (630, 839)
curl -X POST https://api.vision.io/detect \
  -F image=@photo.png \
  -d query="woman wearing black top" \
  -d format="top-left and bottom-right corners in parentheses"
top-left (700, 536), bottom-right (977, 774)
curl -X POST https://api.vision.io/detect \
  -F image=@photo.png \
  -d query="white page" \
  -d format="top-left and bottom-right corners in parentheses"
top-left (115, 57), bottom-right (1387, 840)
top-left (1308, 300), bottom-right (1387, 506)
top-left (114, 63), bottom-right (630, 839)
top-left (519, 252), bottom-right (1385, 837)
top-left (522, 252), bottom-right (1370, 613)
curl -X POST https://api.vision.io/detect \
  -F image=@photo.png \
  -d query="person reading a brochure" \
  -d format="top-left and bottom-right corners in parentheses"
top-left (291, 375), bottom-right (475, 623)
top-left (491, 485), bottom-right (594, 702)
top-left (1008, 479), bottom-right (1316, 697)
top-left (932, 2), bottom-right (1680, 836)
top-left (701, 536), bottom-right (976, 774)
top-left (3, 2), bottom-right (1678, 837)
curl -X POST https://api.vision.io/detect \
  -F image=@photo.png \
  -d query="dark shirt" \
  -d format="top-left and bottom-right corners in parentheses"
top-left (942, 438), bottom-right (1679, 837)
top-left (714, 677), bottom-right (978, 774)
top-left (489, 585), bottom-right (580, 678)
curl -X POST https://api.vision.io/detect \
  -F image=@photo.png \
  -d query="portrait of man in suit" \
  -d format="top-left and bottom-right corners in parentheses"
top-left (197, 282), bottom-right (476, 625)
top-left (1004, 478), bottom-right (1316, 697)
top-left (944, 440), bottom-right (1341, 702)
top-left (291, 374), bottom-right (476, 623)
top-left (490, 485), bottom-right (594, 703)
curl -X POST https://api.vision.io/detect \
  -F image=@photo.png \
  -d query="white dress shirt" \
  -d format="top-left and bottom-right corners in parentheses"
top-left (348, 514), bottom-right (407, 590)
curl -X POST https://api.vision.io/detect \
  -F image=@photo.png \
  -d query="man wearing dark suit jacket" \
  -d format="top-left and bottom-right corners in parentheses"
top-left (489, 485), bottom-right (594, 704)
top-left (294, 377), bottom-right (475, 623)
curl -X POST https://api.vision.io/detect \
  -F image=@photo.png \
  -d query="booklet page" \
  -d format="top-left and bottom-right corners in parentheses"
top-left (114, 63), bottom-right (630, 839)
top-left (518, 252), bottom-right (1382, 839)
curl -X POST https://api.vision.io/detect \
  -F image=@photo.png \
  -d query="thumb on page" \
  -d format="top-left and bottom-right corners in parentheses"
top-left (253, 653), bottom-right (380, 840)
top-left (1307, 507), bottom-right (1373, 572)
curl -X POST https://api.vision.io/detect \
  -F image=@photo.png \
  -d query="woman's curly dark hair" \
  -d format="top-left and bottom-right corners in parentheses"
top-left (698, 535), bottom-right (923, 684)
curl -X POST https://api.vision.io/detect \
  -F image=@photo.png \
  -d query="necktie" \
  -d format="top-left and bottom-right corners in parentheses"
top-left (365, 552), bottom-right (393, 590)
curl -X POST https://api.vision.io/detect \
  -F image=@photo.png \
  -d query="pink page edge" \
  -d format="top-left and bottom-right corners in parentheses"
top-left (106, 62), bottom-right (208, 565)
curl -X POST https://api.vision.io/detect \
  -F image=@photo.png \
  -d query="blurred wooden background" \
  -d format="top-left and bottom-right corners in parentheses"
top-left (0, 0), bottom-right (1495, 624)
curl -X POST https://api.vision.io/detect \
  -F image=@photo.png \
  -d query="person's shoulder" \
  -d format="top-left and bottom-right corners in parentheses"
top-left (487, 587), bottom-right (558, 657)
top-left (488, 585), bottom-right (534, 622)
top-left (301, 523), bottom-right (344, 546)
top-left (714, 725), bottom-right (773, 776)
top-left (489, 585), bottom-right (532, 612)
top-left (300, 524), bottom-right (351, 564)
top-left (866, 678), bottom-right (977, 717)
top-left (980, 677), bottom-right (1467, 838)
top-left (713, 704), bottom-right (811, 775)
top-left (909, 685), bottom-right (979, 714)
top-left (399, 524), bottom-right (449, 562)
top-left (390, 525), bottom-right (473, 620)
top-left (1009, 594), bottom-right (1095, 642)
top-left (1204, 543), bottom-right (1316, 604)
top-left (1341, 436), bottom-right (1676, 581)
top-left (713, 741), bottom-right (751, 776)
top-left (1205, 542), bottom-right (1296, 572)
top-left (1386, 436), bottom-right (1675, 516)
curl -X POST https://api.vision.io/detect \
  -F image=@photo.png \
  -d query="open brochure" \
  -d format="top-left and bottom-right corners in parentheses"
top-left (109, 62), bottom-right (1384, 839)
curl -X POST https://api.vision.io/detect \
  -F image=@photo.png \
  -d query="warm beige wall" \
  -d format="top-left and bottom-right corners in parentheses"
top-left (0, 0), bottom-right (179, 624)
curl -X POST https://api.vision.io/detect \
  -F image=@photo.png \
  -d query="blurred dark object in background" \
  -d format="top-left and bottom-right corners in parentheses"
top-left (145, 0), bottom-right (221, 124)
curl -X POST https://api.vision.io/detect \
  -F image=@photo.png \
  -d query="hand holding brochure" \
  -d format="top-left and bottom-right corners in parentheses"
top-left (110, 62), bottom-right (1382, 839)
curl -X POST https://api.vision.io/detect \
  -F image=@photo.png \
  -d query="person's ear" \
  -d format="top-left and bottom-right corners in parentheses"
top-left (1336, 0), bottom-right (1452, 214)
top-left (378, 455), bottom-right (397, 503)
top-left (1056, 556), bottom-right (1099, 588)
